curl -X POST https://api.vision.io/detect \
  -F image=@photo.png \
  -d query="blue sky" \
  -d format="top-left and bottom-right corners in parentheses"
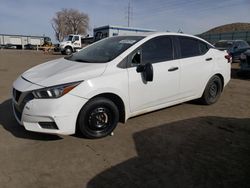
top-left (0, 0), bottom-right (249, 42)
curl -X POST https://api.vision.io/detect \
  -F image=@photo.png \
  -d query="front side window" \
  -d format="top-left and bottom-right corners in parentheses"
top-left (74, 36), bottom-right (79, 41)
top-left (65, 36), bottom-right (144, 63)
top-left (141, 36), bottom-right (173, 64)
top-left (64, 35), bottom-right (73, 42)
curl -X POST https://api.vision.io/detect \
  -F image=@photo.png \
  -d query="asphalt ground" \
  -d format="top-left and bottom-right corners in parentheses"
top-left (0, 49), bottom-right (250, 188)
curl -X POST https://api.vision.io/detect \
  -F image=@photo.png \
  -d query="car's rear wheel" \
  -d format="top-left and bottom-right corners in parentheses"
top-left (78, 97), bottom-right (119, 139)
top-left (200, 75), bottom-right (222, 105)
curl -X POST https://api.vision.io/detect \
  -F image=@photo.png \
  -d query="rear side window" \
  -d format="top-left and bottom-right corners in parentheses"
top-left (142, 36), bottom-right (173, 64)
top-left (179, 37), bottom-right (200, 58)
top-left (199, 41), bottom-right (210, 55)
top-left (179, 37), bottom-right (211, 58)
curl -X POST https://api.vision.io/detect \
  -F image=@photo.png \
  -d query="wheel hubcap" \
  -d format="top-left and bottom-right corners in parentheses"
top-left (209, 82), bottom-right (218, 98)
top-left (65, 48), bottom-right (71, 55)
top-left (88, 107), bottom-right (110, 130)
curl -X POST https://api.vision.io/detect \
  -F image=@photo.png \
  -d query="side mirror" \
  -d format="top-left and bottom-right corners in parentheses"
top-left (136, 63), bottom-right (153, 82)
top-left (144, 63), bottom-right (154, 82)
top-left (136, 64), bottom-right (145, 73)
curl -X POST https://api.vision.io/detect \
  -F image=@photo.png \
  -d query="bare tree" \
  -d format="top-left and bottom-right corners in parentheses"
top-left (51, 9), bottom-right (89, 42)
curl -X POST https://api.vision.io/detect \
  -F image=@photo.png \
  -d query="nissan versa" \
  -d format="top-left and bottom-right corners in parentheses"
top-left (12, 33), bottom-right (231, 138)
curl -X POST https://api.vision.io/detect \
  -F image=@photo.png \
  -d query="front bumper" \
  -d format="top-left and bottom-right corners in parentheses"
top-left (12, 88), bottom-right (88, 135)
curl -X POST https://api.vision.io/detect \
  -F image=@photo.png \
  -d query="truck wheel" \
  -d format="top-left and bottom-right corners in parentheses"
top-left (78, 97), bottom-right (119, 139)
top-left (200, 75), bottom-right (222, 105)
top-left (65, 47), bottom-right (73, 55)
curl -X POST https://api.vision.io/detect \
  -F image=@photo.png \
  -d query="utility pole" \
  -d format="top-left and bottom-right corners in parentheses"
top-left (127, 0), bottom-right (132, 27)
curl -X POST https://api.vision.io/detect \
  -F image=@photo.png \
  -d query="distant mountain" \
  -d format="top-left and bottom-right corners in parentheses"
top-left (203, 23), bottom-right (250, 34)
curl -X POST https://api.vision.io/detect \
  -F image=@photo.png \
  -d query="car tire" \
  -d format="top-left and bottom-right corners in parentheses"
top-left (200, 75), bottom-right (222, 105)
top-left (65, 47), bottom-right (73, 55)
top-left (77, 97), bottom-right (119, 139)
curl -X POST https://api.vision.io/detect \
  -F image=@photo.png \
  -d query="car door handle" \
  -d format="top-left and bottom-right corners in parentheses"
top-left (168, 67), bottom-right (179, 72)
top-left (206, 57), bottom-right (213, 61)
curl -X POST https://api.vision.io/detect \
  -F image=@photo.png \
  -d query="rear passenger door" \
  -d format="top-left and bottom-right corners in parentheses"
top-left (128, 36), bottom-right (180, 113)
top-left (177, 36), bottom-right (213, 98)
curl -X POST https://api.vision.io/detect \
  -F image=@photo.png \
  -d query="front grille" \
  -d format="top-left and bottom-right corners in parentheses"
top-left (13, 89), bottom-right (35, 122)
top-left (19, 93), bottom-right (35, 111)
top-left (13, 88), bottom-right (22, 102)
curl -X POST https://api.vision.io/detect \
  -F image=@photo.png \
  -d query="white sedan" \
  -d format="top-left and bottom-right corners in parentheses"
top-left (12, 32), bottom-right (231, 138)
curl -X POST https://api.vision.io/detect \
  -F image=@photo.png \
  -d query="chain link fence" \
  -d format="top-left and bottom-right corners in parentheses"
top-left (198, 31), bottom-right (250, 45)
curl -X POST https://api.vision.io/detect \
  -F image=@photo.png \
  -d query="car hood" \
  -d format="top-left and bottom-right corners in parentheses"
top-left (22, 58), bottom-right (107, 87)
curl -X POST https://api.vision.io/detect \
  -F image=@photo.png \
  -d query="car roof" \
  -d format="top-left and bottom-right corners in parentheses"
top-left (117, 32), bottom-right (212, 45)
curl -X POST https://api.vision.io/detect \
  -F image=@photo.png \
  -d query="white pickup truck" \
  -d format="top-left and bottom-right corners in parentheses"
top-left (59, 35), bottom-right (93, 55)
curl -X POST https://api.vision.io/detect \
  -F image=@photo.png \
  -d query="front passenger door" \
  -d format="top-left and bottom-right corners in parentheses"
top-left (127, 36), bottom-right (180, 113)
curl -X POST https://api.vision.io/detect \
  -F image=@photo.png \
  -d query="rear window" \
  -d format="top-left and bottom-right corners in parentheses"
top-left (214, 41), bottom-right (233, 49)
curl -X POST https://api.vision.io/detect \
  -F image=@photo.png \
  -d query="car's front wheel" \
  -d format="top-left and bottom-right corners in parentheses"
top-left (78, 97), bottom-right (119, 139)
top-left (65, 47), bottom-right (73, 55)
top-left (200, 75), bottom-right (222, 105)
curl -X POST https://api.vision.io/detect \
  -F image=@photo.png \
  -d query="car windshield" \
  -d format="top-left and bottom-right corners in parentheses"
top-left (64, 35), bottom-right (73, 42)
top-left (214, 41), bottom-right (233, 49)
top-left (239, 41), bottom-right (250, 48)
top-left (65, 36), bottom-right (144, 63)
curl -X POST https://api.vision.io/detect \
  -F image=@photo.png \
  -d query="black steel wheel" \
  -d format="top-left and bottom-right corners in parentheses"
top-left (78, 97), bottom-right (119, 138)
top-left (200, 75), bottom-right (222, 105)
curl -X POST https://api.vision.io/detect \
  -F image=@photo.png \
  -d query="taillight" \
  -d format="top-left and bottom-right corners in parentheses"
top-left (225, 53), bottom-right (232, 63)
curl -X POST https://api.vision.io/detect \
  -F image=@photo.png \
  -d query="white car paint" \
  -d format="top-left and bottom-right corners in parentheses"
top-left (12, 32), bottom-right (231, 135)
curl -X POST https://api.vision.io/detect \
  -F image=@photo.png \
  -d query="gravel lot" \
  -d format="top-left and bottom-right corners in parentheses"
top-left (0, 49), bottom-right (250, 188)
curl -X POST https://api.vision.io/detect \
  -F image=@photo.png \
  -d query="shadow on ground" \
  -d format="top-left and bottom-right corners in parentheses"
top-left (88, 116), bottom-right (250, 188)
top-left (0, 99), bottom-right (62, 141)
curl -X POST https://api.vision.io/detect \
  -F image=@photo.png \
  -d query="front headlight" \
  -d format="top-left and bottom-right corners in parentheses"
top-left (32, 81), bottom-right (82, 99)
